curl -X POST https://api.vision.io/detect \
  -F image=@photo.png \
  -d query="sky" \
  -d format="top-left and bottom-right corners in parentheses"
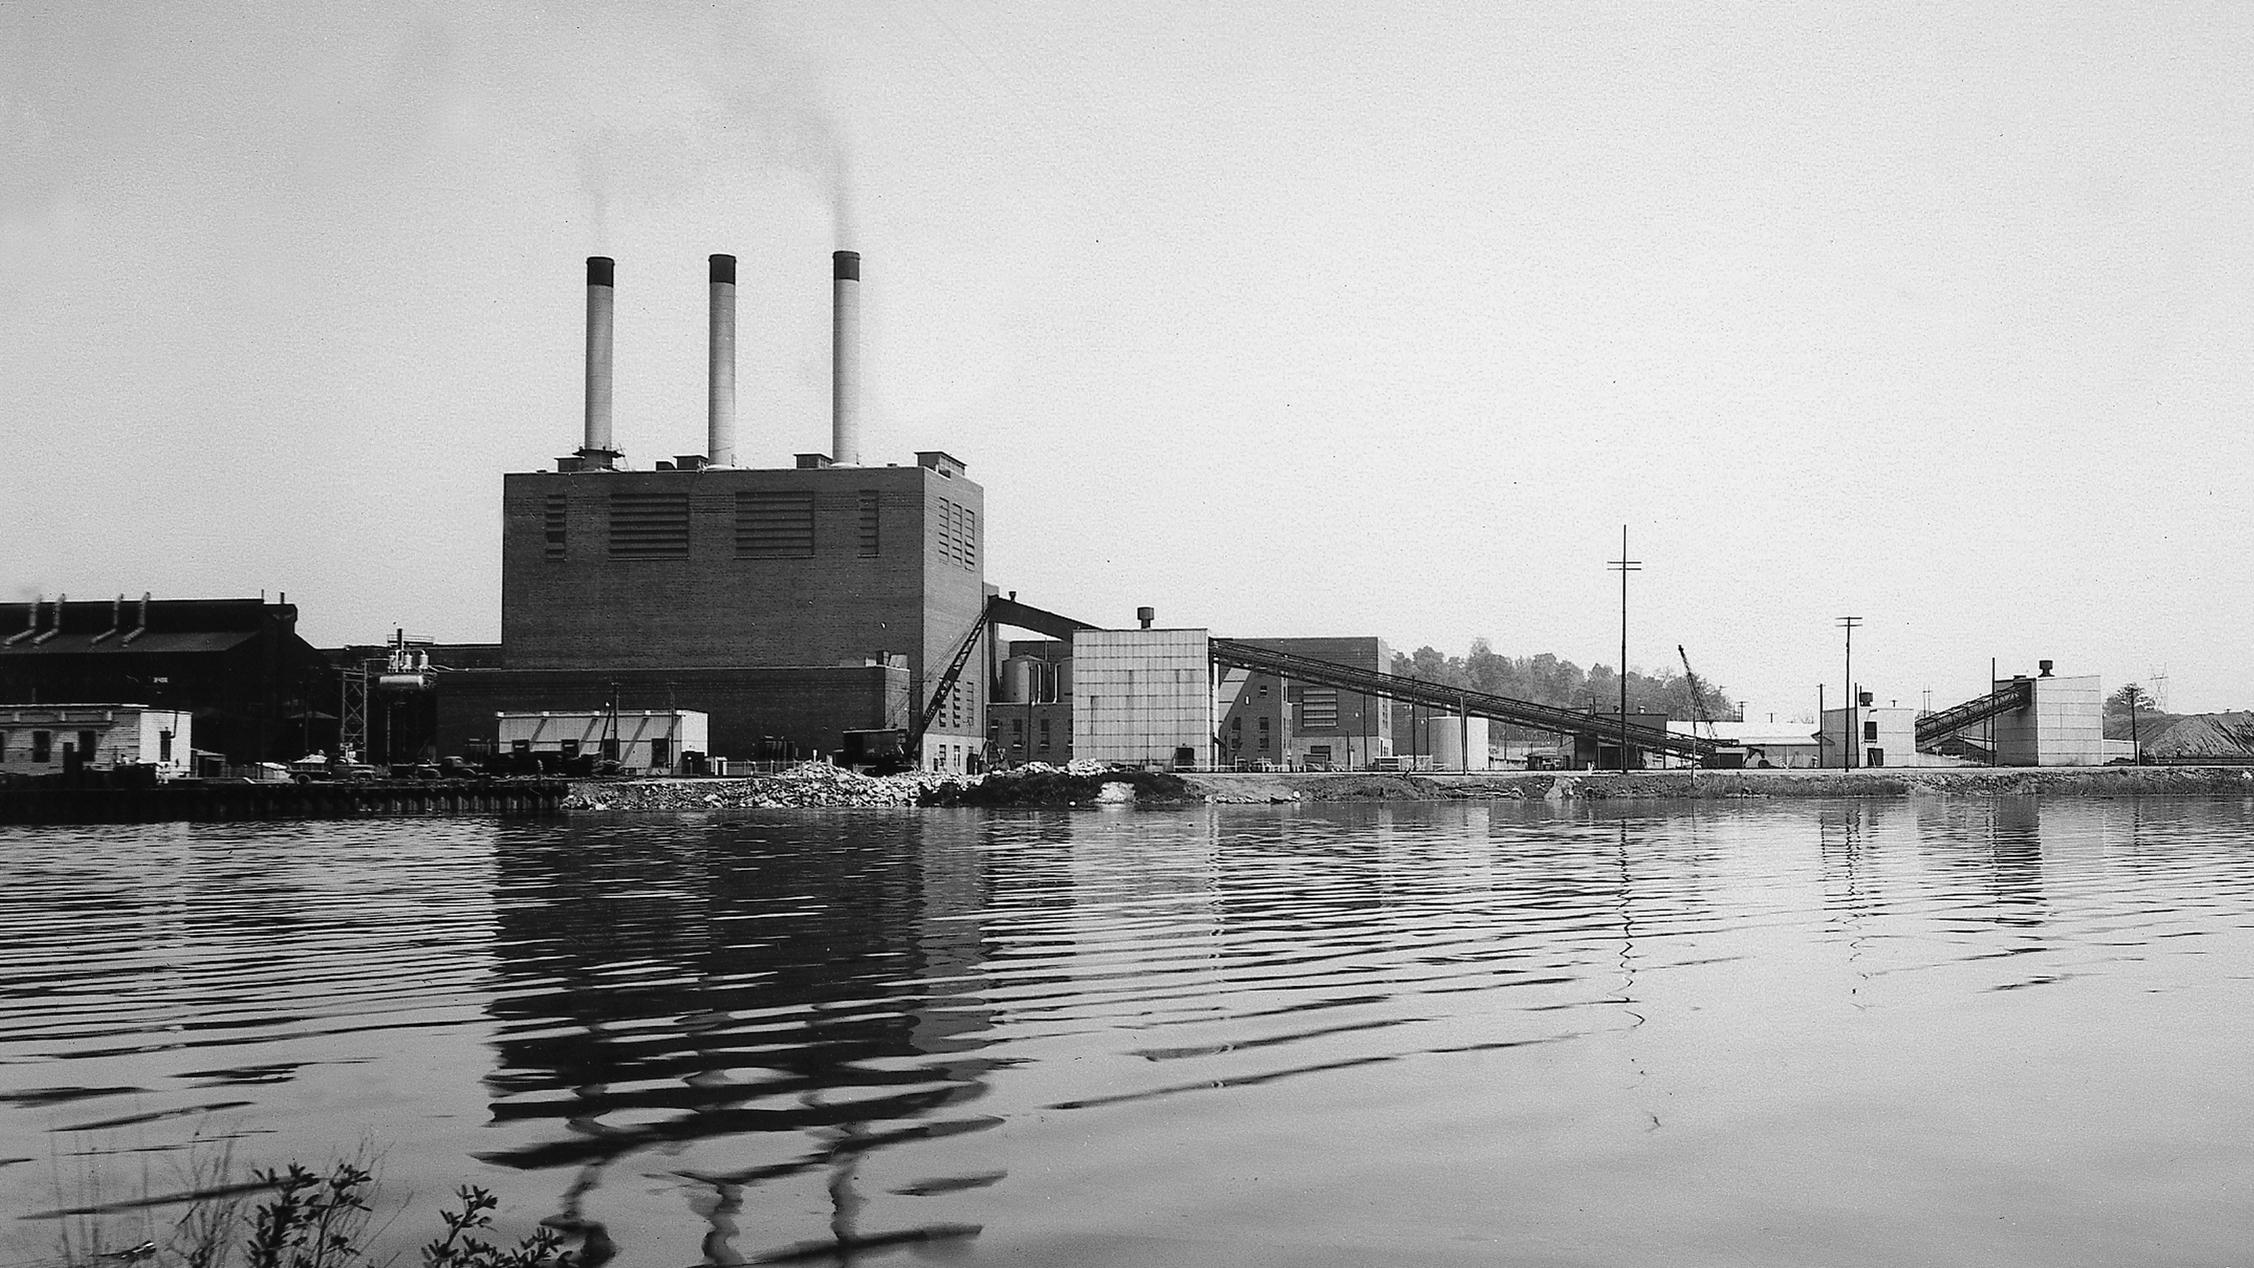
top-left (5, 2), bottom-right (2251, 718)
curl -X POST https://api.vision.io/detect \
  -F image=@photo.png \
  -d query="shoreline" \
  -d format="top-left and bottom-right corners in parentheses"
top-left (567, 763), bottom-right (2254, 811)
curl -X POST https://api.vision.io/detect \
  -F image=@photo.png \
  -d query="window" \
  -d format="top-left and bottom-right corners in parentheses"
top-left (543, 495), bottom-right (567, 559)
top-left (599, 737), bottom-right (619, 761)
top-left (32, 731), bottom-right (51, 763)
top-left (1302, 689), bottom-right (1339, 729)
top-left (1258, 716), bottom-right (1270, 732)
top-left (1863, 720), bottom-right (1879, 742)
top-left (1259, 734), bottom-right (1271, 752)
top-left (1230, 716), bottom-right (1242, 731)
top-left (609, 491), bottom-right (690, 558)
top-left (158, 729), bottom-right (173, 762)
top-left (650, 738), bottom-right (670, 770)
top-left (560, 738), bottom-right (581, 760)
top-left (857, 492), bottom-right (880, 557)
top-left (1011, 718), bottom-right (1023, 735)
top-left (736, 491), bottom-right (814, 558)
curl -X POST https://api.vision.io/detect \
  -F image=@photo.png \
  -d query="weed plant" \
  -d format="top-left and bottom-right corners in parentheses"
top-left (50, 1153), bottom-right (576, 1268)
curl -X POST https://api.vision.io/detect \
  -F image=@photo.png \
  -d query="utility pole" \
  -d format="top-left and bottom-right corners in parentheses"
top-left (1608, 526), bottom-right (1642, 774)
top-left (1837, 616), bottom-right (1862, 770)
top-left (2127, 681), bottom-right (2142, 765)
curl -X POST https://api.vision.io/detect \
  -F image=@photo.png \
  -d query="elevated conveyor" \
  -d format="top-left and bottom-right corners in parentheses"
top-left (1209, 638), bottom-right (1724, 764)
top-left (1915, 679), bottom-right (2033, 748)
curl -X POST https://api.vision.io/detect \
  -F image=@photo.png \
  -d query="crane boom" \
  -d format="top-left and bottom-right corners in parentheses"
top-left (1678, 645), bottom-right (1713, 742)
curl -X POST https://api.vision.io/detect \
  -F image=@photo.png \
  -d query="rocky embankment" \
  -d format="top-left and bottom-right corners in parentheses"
top-left (565, 761), bottom-right (2254, 812)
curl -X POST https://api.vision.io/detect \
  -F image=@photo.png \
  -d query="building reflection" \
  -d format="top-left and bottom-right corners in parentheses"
top-left (481, 813), bottom-right (1015, 1263)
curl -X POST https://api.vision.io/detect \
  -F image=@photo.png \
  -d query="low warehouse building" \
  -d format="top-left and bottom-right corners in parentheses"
top-left (495, 709), bottom-right (708, 774)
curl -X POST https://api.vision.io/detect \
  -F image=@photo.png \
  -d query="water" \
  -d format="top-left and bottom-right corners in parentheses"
top-left (5, 798), bottom-right (2254, 1266)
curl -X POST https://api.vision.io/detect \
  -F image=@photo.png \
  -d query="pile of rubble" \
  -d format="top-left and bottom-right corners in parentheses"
top-left (563, 762), bottom-right (982, 812)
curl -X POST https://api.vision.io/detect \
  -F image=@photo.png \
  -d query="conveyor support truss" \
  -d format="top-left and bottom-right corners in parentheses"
top-left (1914, 679), bottom-right (2033, 748)
top-left (1208, 638), bottom-right (1724, 765)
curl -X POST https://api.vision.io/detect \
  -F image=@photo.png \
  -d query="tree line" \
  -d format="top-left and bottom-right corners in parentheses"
top-left (1389, 639), bottom-right (1738, 726)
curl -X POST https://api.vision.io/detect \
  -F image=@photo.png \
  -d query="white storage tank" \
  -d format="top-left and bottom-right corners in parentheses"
top-left (1427, 715), bottom-right (1490, 771)
top-left (1001, 657), bottom-right (1040, 704)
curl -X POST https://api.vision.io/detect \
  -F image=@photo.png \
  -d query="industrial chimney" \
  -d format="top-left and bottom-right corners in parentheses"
top-left (581, 256), bottom-right (618, 469)
top-left (708, 254), bottom-right (737, 467)
top-left (832, 250), bottom-right (861, 466)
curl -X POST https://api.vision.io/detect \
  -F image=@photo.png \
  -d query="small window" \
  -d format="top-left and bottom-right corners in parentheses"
top-left (1230, 716), bottom-right (1242, 730)
top-left (1259, 734), bottom-right (1271, 751)
top-left (32, 731), bottom-right (51, 763)
top-left (159, 729), bottom-right (173, 762)
top-left (1258, 716), bottom-right (1270, 732)
top-left (1863, 720), bottom-right (1879, 742)
top-left (650, 738), bottom-right (669, 770)
top-left (560, 738), bottom-right (581, 760)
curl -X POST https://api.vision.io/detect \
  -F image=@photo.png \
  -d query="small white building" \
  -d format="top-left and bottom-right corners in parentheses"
top-left (495, 709), bottom-right (708, 773)
top-left (0, 703), bottom-right (193, 779)
top-left (1821, 698), bottom-right (1925, 769)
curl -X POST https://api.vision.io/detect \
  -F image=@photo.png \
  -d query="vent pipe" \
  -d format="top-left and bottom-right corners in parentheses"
top-left (581, 256), bottom-right (618, 469)
top-left (122, 592), bottom-right (149, 647)
top-left (91, 593), bottom-right (123, 645)
top-left (831, 250), bottom-right (861, 466)
top-left (32, 593), bottom-right (63, 645)
top-left (708, 254), bottom-right (737, 467)
top-left (1137, 606), bottom-right (1155, 630)
top-left (4, 598), bottom-right (37, 647)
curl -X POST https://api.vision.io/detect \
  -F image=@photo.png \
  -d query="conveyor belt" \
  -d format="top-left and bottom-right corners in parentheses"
top-left (1915, 679), bottom-right (2033, 747)
top-left (1209, 638), bottom-right (1723, 763)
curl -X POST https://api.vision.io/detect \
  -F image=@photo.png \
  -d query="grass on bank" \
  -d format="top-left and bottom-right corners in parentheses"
top-left (46, 1150), bottom-right (580, 1268)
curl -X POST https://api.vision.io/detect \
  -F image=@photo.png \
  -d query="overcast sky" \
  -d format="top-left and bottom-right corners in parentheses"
top-left (5, 2), bottom-right (2250, 716)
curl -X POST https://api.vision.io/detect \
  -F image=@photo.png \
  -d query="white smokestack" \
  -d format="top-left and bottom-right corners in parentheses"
top-left (583, 256), bottom-right (616, 467)
top-left (832, 250), bottom-right (861, 465)
top-left (708, 254), bottom-right (737, 467)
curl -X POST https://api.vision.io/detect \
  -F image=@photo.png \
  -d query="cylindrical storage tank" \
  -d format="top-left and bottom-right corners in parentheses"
top-left (1001, 657), bottom-right (1038, 705)
top-left (1427, 715), bottom-right (1491, 771)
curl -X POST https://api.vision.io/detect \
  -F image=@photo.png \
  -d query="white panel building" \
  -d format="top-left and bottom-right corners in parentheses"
top-left (1071, 628), bottom-right (1213, 769)
top-left (496, 709), bottom-right (708, 773)
top-left (1993, 673), bottom-right (2104, 766)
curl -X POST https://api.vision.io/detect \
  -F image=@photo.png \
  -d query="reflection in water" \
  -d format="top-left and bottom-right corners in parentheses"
top-left (10, 800), bottom-right (2254, 1265)
top-left (482, 814), bottom-right (1010, 1262)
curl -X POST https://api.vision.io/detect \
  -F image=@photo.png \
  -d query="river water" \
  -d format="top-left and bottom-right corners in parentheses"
top-left (4, 798), bottom-right (2254, 1266)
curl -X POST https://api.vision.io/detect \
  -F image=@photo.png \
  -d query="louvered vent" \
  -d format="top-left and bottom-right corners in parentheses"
top-left (736, 491), bottom-right (814, 558)
top-left (608, 491), bottom-right (691, 558)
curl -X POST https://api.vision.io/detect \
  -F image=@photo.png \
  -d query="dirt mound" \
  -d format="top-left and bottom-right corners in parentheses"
top-left (920, 767), bottom-right (1196, 807)
top-left (2146, 712), bottom-right (2254, 759)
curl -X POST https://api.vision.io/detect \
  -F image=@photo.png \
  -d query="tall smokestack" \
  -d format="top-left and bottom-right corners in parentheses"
top-left (708, 254), bottom-right (737, 467)
top-left (832, 250), bottom-right (861, 466)
top-left (583, 256), bottom-right (617, 468)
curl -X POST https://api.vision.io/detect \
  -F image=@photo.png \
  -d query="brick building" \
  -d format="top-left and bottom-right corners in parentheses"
top-left (1215, 636), bottom-right (1393, 770)
top-left (436, 451), bottom-right (986, 769)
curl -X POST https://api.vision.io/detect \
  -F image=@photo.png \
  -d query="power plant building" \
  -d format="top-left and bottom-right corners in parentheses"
top-left (434, 252), bottom-right (991, 770)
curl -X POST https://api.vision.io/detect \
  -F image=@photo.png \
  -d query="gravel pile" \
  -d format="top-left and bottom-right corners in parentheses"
top-left (564, 762), bottom-right (981, 811)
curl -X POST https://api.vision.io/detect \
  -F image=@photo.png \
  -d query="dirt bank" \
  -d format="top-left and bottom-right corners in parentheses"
top-left (567, 762), bottom-right (2254, 812)
top-left (1183, 765), bottom-right (2254, 804)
